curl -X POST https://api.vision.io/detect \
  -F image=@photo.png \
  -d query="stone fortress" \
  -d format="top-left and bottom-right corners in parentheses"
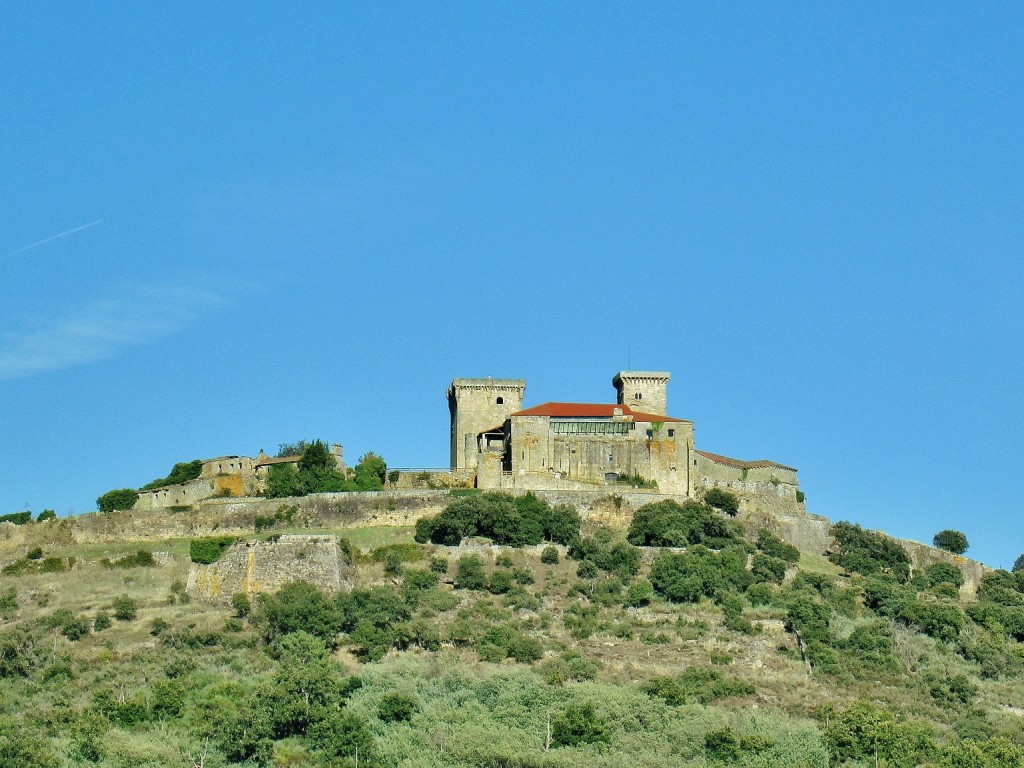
top-left (132, 370), bottom-right (799, 514)
top-left (450, 371), bottom-right (800, 506)
top-left (133, 444), bottom-right (345, 511)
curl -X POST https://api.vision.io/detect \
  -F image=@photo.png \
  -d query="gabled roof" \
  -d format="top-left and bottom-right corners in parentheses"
top-left (254, 454), bottom-right (302, 468)
top-left (694, 449), bottom-right (797, 472)
top-left (511, 402), bottom-right (691, 423)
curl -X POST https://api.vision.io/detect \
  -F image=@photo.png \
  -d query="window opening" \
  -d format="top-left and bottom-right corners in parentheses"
top-left (496, 397), bottom-right (503, 404)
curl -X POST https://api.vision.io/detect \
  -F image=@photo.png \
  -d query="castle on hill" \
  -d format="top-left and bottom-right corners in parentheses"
top-left (133, 370), bottom-right (800, 512)
top-left (448, 371), bottom-right (799, 501)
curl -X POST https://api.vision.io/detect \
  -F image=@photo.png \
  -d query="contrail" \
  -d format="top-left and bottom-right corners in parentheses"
top-left (1, 219), bottom-right (103, 260)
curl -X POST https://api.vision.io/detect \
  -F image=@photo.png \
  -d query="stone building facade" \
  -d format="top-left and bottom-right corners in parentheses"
top-left (134, 444), bottom-right (344, 511)
top-left (450, 371), bottom-right (799, 501)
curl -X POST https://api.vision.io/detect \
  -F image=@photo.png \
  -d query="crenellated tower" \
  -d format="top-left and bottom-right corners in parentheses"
top-left (447, 378), bottom-right (526, 470)
top-left (612, 371), bottom-right (670, 415)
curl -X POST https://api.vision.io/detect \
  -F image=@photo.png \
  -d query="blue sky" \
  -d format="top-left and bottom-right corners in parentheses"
top-left (2, 4), bottom-right (1021, 568)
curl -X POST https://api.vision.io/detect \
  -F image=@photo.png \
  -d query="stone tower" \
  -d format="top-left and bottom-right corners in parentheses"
top-left (612, 371), bottom-right (670, 416)
top-left (448, 378), bottom-right (526, 470)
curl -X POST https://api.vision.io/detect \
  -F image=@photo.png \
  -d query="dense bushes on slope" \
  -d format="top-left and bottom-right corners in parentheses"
top-left (414, 491), bottom-right (580, 547)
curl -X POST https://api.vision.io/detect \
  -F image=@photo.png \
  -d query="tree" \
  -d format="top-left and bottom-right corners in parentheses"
top-left (933, 530), bottom-right (969, 555)
top-left (704, 487), bottom-right (740, 516)
top-left (257, 580), bottom-right (340, 644)
top-left (96, 489), bottom-right (139, 513)
top-left (829, 522), bottom-right (911, 581)
top-left (550, 702), bottom-right (611, 748)
top-left (1014, 554), bottom-right (1024, 574)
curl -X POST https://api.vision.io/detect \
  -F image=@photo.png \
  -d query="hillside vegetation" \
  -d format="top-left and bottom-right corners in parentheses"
top-left (1, 491), bottom-right (1023, 767)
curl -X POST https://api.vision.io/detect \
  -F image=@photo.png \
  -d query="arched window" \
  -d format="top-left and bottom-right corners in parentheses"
top-left (496, 397), bottom-right (503, 404)
top-left (635, 392), bottom-right (642, 400)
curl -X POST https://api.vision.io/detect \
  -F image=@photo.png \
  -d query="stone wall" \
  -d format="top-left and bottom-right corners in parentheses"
top-left (187, 534), bottom-right (351, 604)
top-left (742, 509), bottom-right (990, 593)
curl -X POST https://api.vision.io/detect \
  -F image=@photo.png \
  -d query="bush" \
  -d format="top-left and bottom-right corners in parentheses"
top-left (933, 529), bottom-right (969, 555)
top-left (105, 550), bottom-right (156, 569)
top-left (550, 702), bottom-right (611, 748)
top-left (625, 579), bottom-right (654, 607)
top-left (36, 509), bottom-right (56, 522)
top-left (93, 611), bottom-right (111, 631)
top-left (25, 546), bottom-right (42, 561)
top-left (96, 489), bottom-right (139, 513)
top-left (540, 546), bottom-right (559, 565)
top-left (189, 536), bottom-right (236, 564)
top-left (139, 459), bottom-right (203, 491)
top-left (112, 595), bottom-right (138, 621)
top-left (751, 553), bottom-right (787, 584)
top-left (628, 499), bottom-right (742, 548)
top-left (415, 492), bottom-right (581, 547)
top-left (378, 692), bottom-right (417, 723)
top-left (232, 593), bottom-right (251, 618)
top-left (258, 581), bottom-right (340, 644)
top-left (455, 555), bottom-right (487, 590)
top-left (0, 511), bottom-right (32, 525)
top-left (704, 487), bottom-right (739, 516)
top-left (429, 555), bottom-right (449, 574)
top-left (829, 522), bottom-right (911, 582)
top-left (643, 667), bottom-right (754, 705)
top-left (650, 546), bottom-right (752, 603)
top-left (925, 562), bottom-right (965, 589)
top-left (757, 529), bottom-right (800, 562)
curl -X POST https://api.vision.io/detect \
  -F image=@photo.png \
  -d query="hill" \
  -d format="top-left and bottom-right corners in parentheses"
top-left (0, 489), bottom-right (1022, 767)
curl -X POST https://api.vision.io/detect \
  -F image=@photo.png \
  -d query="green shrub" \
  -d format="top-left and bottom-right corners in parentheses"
top-left (259, 580), bottom-right (340, 644)
top-left (643, 667), bottom-right (754, 705)
top-left (112, 595), bottom-right (138, 621)
top-left (35, 509), bottom-right (56, 522)
top-left (550, 702), bottom-right (611, 747)
top-left (0, 511), bottom-right (32, 525)
top-left (25, 546), bottom-right (42, 561)
top-left (150, 617), bottom-right (170, 636)
top-left (751, 553), bottom-right (788, 584)
top-left (625, 579), bottom-right (654, 607)
top-left (628, 499), bottom-right (742, 548)
top-left (96, 489), bottom-right (139, 513)
top-left (455, 555), bottom-right (487, 590)
top-left (540, 545), bottom-right (559, 564)
top-left (232, 593), bottom-right (251, 618)
top-left (650, 546), bottom-right (752, 602)
top-left (495, 553), bottom-right (514, 568)
top-left (415, 492), bottom-right (581, 547)
top-left (105, 550), bottom-right (156, 569)
top-left (829, 522), bottom-right (911, 582)
top-left (59, 614), bottom-right (92, 641)
top-left (824, 701), bottom-right (937, 768)
top-left (757, 529), bottom-right (800, 562)
top-left (378, 692), bottom-right (417, 723)
top-left (429, 555), bottom-right (449, 573)
top-left (925, 562), bottom-right (965, 589)
top-left (40, 557), bottom-right (69, 573)
top-left (189, 536), bottom-right (236, 564)
top-left (93, 611), bottom-right (111, 632)
top-left (704, 487), bottom-right (739, 516)
top-left (139, 459), bottom-right (203, 491)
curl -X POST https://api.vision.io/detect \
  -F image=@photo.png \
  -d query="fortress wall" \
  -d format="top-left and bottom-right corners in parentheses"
top-left (57, 490), bottom-right (454, 545)
top-left (744, 509), bottom-right (989, 593)
top-left (187, 534), bottom-right (351, 603)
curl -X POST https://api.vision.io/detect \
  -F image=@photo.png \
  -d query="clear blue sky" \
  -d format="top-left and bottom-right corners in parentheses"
top-left (2, 4), bottom-right (1021, 569)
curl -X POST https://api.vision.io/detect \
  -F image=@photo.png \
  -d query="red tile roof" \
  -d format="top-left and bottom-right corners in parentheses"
top-left (694, 449), bottom-right (797, 472)
top-left (511, 402), bottom-right (691, 423)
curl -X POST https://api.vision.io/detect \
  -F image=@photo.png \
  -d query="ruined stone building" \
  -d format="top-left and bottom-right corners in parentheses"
top-left (448, 371), bottom-right (799, 501)
top-left (134, 444), bottom-right (344, 511)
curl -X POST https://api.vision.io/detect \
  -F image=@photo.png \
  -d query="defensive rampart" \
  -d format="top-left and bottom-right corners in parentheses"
top-left (187, 534), bottom-right (350, 603)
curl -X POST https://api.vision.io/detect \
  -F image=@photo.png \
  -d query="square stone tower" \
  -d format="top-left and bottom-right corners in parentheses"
top-left (448, 378), bottom-right (526, 470)
top-left (612, 371), bottom-right (670, 415)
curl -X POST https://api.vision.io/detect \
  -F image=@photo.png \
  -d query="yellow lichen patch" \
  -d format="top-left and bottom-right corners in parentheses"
top-left (241, 548), bottom-right (263, 596)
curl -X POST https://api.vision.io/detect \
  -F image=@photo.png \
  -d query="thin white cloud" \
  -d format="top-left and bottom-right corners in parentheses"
top-left (0, 286), bottom-right (225, 380)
